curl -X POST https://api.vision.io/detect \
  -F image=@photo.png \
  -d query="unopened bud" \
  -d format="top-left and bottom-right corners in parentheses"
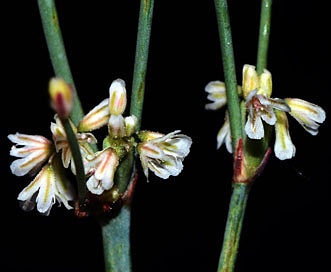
top-left (49, 77), bottom-right (74, 119)
top-left (109, 79), bottom-right (127, 115)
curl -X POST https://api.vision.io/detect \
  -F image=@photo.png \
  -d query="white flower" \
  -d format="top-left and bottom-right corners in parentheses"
top-left (273, 98), bottom-right (325, 160)
top-left (216, 111), bottom-right (232, 153)
top-left (205, 81), bottom-right (227, 110)
top-left (77, 79), bottom-right (137, 138)
top-left (108, 78), bottom-right (127, 115)
top-left (137, 130), bottom-right (192, 181)
top-left (244, 89), bottom-right (290, 139)
top-left (77, 98), bottom-right (110, 132)
top-left (51, 114), bottom-right (97, 174)
top-left (17, 155), bottom-right (75, 216)
top-left (285, 98), bottom-right (326, 136)
top-left (8, 133), bottom-right (54, 176)
top-left (274, 110), bottom-right (296, 160)
top-left (205, 64), bottom-right (326, 161)
top-left (85, 148), bottom-right (119, 195)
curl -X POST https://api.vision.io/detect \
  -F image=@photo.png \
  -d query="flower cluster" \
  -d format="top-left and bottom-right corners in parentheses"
top-left (205, 64), bottom-right (326, 160)
top-left (8, 78), bottom-right (192, 215)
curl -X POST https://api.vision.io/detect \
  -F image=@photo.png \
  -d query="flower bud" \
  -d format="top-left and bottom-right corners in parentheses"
top-left (259, 69), bottom-right (272, 97)
top-left (242, 64), bottom-right (258, 99)
top-left (49, 77), bottom-right (74, 119)
top-left (109, 79), bottom-right (127, 115)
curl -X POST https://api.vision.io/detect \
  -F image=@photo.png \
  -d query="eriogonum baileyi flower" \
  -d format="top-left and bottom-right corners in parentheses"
top-left (205, 64), bottom-right (326, 160)
top-left (85, 148), bottom-right (119, 195)
top-left (17, 155), bottom-right (75, 216)
top-left (216, 111), bottom-right (232, 153)
top-left (137, 130), bottom-right (192, 181)
top-left (77, 78), bottom-right (137, 138)
top-left (51, 114), bottom-right (97, 174)
top-left (8, 133), bottom-right (55, 176)
top-left (8, 112), bottom-right (97, 215)
top-left (9, 76), bottom-right (194, 216)
top-left (8, 132), bottom-right (75, 215)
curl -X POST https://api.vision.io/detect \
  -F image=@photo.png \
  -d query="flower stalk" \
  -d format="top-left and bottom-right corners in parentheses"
top-left (214, 0), bottom-right (273, 271)
top-left (256, 0), bottom-right (273, 74)
top-left (101, 1), bottom-right (154, 271)
top-left (130, 0), bottom-right (155, 131)
top-left (217, 183), bottom-right (250, 272)
top-left (37, 0), bottom-right (84, 125)
top-left (38, 1), bottom-right (155, 271)
top-left (214, 0), bottom-right (242, 149)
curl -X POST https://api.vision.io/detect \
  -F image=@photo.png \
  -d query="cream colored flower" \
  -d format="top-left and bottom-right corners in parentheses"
top-left (137, 130), bottom-right (192, 181)
top-left (51, 114), bottom-right (97, 174)
top-left (85, 148), bottom-right (119, 195)
top-left (8, 133), bottom-right (54, 177)
top-left (205, 64), bottom-right (326, 161)
top-left (17, 154), bottom-right (75, 216)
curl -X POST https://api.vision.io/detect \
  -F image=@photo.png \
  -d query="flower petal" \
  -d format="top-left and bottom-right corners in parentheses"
top-left (205, 81), bottom-right (227, 110)
top-left (259, 68), bottom-right (272, 97)
top-left (245, 114), bottom-right (265, 139)
top-left (85, 148), bottom-right (119, 195)
top-left (274, 110), bottom-right (296, 160)
top-left (242, 64), bottom-right (259, 98)
top-left (109, 79), bottom-right (127, 115)
top-left (77, 98), bottom-right (110, 132)
top-left (8, 133), bottom-right (53, 176)
top-left (285, 98), bottom-right (326, 135)
top-left (216, 113), bottom-right (232, 153)
top-left (149, 156), bottom-right (183, 179)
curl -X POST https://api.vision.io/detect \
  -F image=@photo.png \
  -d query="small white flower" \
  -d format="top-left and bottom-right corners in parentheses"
top-left (285, 98), bottom-right (326, 136)
top-left (274, 110), bottom-right (296, 160)
top-left (51, 114), bottom-right (97, 174)
top-left (124, 115), bottom-right (138, 137)
top-left (77, 98), bottom-right (110, 132)
top-left (108, 114), bottom-right (126, 138)
top-left (205, 81), bottom-right (227, 110)
top-left (108, 79), bottom-right (127, 115)
top-left (137, 130), bottom-right (192, 181)
top-left (8, 133), bottom-right (54, 176)
top-left (17, 155), bottom-right (75, 216)
top-left (85, 148), bottom-right (119, 195)
top-left (244, 90), bottom-right (291, 140)
top-left (216, 111), bottom-right (232, 153)
top-left (205, 63), bottom-right (326, 161)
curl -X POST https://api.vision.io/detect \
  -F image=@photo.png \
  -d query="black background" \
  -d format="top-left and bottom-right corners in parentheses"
top-left (2, 1), bottom-right (330, 272)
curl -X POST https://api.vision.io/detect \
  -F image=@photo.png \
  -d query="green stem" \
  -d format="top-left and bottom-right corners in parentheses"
top-left (216, 2), bottom-right (274, 272)
top-left (37, 0), bottom-right (84, 125)
top-left (38, 0), bottom-right (89, 202)
top-left (248, 0), bottom-right (273, 163)
top-left (218, 183), bottom-right (250, 272)
top-left (101, 1), bottom-right (154, 272)
top-left (214, 0), bottom-right (242, 149)
top-left (129, 0), bottom-right (154, 131)
top-left (101, 207), bottom-right (132, 272)
top-left (61, 118), bottom-right (86, 201)
top-left (256, 0), bottom-right (273, 74)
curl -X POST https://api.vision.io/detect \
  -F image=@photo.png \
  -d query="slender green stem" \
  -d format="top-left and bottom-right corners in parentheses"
top-left (130, 0), bottom-right (154, 131)
top-left (37, 0), bottom-right (84, 125)
top-left (214, 0), bottom-right (242, 149)
top-left (100, 207), bottom-right (132, 272)
top-left (218, 184), bottom-right (250, 272)
top-left (38, 0), bottom-right (89, 202)
top-left (248, 0), bottom-right (273, 163)
top-left (256, 0), bottom-right (273, 74)
top-left (101, 2), bottom-right (154, 272)
top-left (216, 1), bottom-right (274, 272)
top-left (61, 118), bottom-right (86, 201)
